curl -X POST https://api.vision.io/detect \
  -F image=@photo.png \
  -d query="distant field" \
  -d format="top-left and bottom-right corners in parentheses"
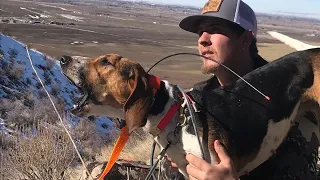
top-left (258, 43), bottom-right (296, 61)
top-left (0, 0), bottom-right (319, 89)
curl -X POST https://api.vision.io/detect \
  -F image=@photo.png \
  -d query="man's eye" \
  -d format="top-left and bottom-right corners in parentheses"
top-left (198, 27), bottom-right (221, 36)
top-left (101, 58), bottom-right (112, 66)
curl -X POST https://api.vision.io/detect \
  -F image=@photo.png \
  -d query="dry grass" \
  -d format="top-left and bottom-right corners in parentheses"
top-left (258, 43), bottom-right (296, 61)
top-left (97, 128), bottom-right (160, 164)
top-left (72, 119), bottom-right (105, 161)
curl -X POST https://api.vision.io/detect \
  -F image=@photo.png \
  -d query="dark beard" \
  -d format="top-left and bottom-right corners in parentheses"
top-left (201, 64), bottom-right (219, 74)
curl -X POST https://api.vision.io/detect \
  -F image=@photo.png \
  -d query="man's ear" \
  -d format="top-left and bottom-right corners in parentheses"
top-left (123, 69), bottom-right (153, 134)
top-left (240, 30), bottom-right (254, 48)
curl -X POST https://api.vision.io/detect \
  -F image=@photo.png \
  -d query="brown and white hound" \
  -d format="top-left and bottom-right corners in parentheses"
top-left (59, 48), bottom-right (320, 178)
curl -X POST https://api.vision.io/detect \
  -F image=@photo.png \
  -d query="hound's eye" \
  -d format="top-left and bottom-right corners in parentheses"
top-left (101, 58), bottom-right (112, 66)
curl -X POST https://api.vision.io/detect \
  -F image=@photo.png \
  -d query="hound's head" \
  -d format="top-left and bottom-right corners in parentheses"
top-left (59, 54), bottom-right (154, 133)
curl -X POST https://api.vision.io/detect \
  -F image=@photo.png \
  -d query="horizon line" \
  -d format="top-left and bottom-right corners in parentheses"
top-left (119, 0), bottom-right (320, 21)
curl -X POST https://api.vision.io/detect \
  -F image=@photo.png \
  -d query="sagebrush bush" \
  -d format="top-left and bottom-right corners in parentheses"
top-left (0, 94), bottom-right (98, 180)
top-left (8, 64), bottom-right (24, 81)
top-left (6, 127), bottom-right (75, 180)
top-left (2, 96), bottom-right (65, 131)
top-left (51, 82), bottom-right (60, 96)
top-left (8, 48), bottom-right (18, 60)
top-left (0, 133), bottom-right (16, 150)
top-left (43, 70), bottom-right (52, 85)
top-left (0, 48), bottom-right (4, 61)
top-left (31, 98), bottom-right (65, 125)
top-left (45, 56), bottom-right (56, 70)
top-left (35, 82), bottom-right (42, 89)
top-left (0, 99), bottom-right (32, 127)
top-left (25, 77), bottom-right (32, 85)
top-left (72, 119), bottom-right (105, 161)
top-left (0, 94), bottom-right (76, 179)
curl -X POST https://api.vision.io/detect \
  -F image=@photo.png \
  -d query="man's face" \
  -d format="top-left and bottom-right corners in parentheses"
top-left (197, 21), bottom-right (243, 74)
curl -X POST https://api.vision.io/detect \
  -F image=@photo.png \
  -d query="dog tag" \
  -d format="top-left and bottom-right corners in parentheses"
top-left (167, 132), bottom-right (179, 145)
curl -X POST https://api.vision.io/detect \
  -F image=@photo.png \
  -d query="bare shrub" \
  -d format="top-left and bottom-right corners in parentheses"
top-left (26, 77), bottom-right (32, 85)
top-left (36, 64), bottom-right (47, 71)
top-left (72, 119), bottom-right (105, 161)
top-left (4, 99), bottom-right (33, 128)
top-left (0, 48), bottom-right (4, 61)
top-left (7, 128), bottom-right (75, 180)
top-left (51, 83), bottom-right (60, 96)
top-left (0, 133), bottom-right (16, 150)
top-left (8, 48), bottom-right (18, 60)
top-left (8, 64), bottom-right (24, 81)
top-left (0, 82), bottom-right (79, 180)
top-left (42, 70), bottom-right (51, 85)
top-left (45, 56), bottom-right (56, 70)
top-left (31, 98), bottom-right (65, 125)
top-left (0, 150), bottom-right (17, 180)
top-left (35, 81), bottom-right (46, 90)
top-left (3, 96), bottom-right (65, 130)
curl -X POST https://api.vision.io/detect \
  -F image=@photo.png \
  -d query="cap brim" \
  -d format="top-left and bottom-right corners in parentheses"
top-left (179, 15), bottom-right (239, 34)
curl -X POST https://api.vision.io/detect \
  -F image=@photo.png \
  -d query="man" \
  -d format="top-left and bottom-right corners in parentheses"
top-left (172, 0), bottom-right (320, 179)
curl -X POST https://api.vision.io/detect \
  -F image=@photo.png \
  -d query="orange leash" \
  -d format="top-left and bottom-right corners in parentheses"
top-left (98, 126), bottom-right (130, 180)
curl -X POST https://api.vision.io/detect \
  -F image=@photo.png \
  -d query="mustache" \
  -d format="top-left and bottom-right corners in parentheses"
top-left (201, 49), bottom-right (216, 55)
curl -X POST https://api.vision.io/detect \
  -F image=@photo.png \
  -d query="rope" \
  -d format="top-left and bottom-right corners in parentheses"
top-left (24, 45), bottom-right (94, 180)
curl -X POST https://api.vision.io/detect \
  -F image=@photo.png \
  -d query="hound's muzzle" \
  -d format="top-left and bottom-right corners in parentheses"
top-left (59, 55), bottom-right (89, 88)
top-left (58, 55), bottom-right (90, 115)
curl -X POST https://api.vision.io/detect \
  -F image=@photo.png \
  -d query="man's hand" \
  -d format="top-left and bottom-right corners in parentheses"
top-left (186, 140), bottom-right (239, 180)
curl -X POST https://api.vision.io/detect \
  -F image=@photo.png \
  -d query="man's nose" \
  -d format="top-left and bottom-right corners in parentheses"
top-left (198, 32), bottom-right (211, 46)
top-left (59, 55), bottom-right (72, 65)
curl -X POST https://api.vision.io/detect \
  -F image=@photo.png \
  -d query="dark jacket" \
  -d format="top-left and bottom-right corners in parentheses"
top-left (192, 55), bottom-right (320, 180)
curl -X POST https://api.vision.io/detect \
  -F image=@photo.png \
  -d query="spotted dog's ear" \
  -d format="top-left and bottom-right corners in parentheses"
top-left (123, 67), bottom-right (153, 134)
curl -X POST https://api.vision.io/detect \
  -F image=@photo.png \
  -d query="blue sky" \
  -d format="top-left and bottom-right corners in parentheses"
top-left (139, 0), bottom-right (320, 19)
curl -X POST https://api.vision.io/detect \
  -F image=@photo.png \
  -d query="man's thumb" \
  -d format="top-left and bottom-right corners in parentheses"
top-left (214, 140), bottom-right (231, 164)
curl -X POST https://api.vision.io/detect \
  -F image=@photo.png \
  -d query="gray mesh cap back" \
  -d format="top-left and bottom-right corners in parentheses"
top-left (179, 0), bottom-right (257, 36)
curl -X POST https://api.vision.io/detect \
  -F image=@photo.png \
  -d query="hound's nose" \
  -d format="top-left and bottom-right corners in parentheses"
top-left (59, 55), bottom-right (72, 65)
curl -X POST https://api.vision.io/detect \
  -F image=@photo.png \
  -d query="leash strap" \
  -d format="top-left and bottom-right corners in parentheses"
top-left (157, 103), bottom-right (180, 130)
top-left (98, 126), bottom-right (130, 180)
top-left (149, 103), bottom-right (180, 136)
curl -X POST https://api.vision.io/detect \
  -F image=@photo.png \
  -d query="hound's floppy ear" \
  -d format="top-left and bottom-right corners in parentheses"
top-left (124, 68), bottom-right (153, 134)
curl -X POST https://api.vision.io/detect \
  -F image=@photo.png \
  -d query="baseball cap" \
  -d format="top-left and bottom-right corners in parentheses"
top-left (179, 0), bottom-right (257, 36)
